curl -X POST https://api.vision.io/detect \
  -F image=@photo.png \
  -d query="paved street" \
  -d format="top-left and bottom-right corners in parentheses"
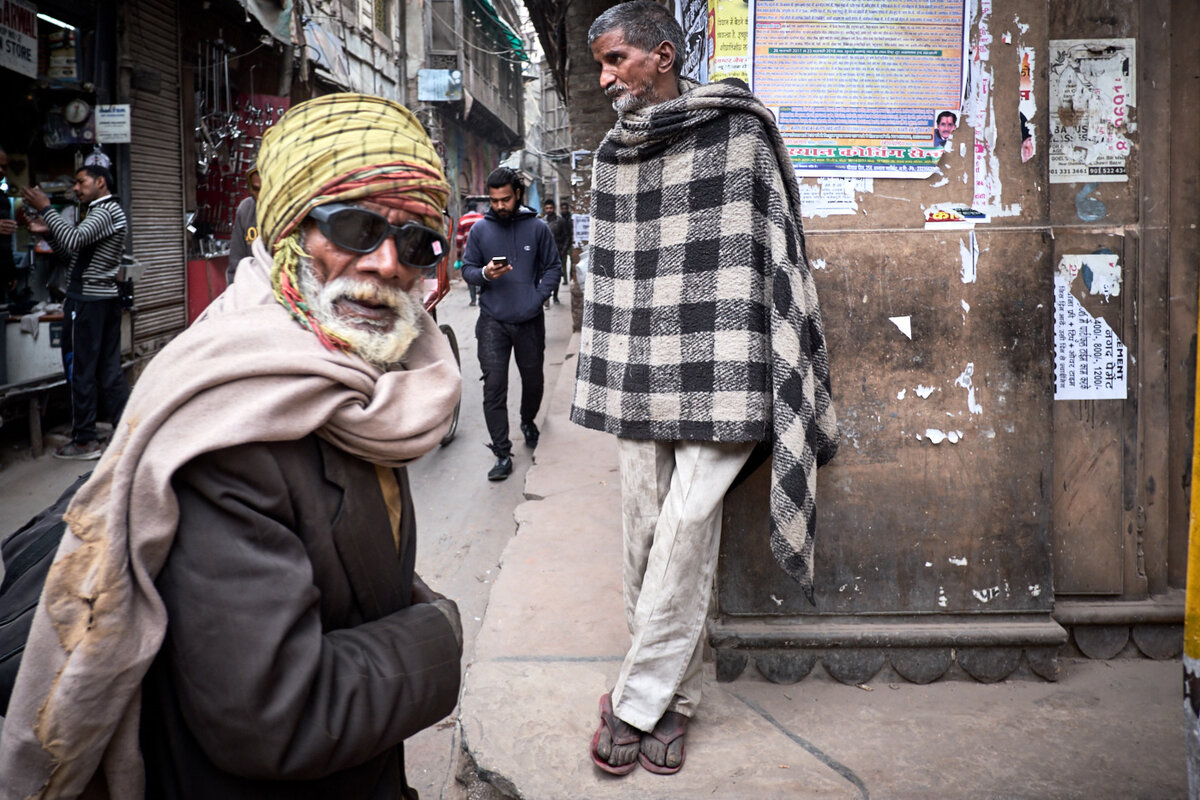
top-left (0, 277), bottom-right (574, 800)
top-left (401, 279), bottom-right (573, 799)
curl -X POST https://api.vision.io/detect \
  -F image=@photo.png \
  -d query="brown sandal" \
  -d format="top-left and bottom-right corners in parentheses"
top-left (638, 710), bottom-right (688, 774)
top-left (590, 693), bottom-right (641, 775)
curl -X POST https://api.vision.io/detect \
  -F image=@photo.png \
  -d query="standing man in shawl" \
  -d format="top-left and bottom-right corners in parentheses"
top-left (574, 1), bottom-right (838, 776)
top-left (0, 95), bottom-right (463, 800)
top-left (461, 166), bottom-right (561, 481)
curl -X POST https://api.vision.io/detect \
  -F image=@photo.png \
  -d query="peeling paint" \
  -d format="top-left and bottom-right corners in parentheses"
top-left (915, 385), bottom-right (935, 399)
top-left (937, 587), bottom-right (948, 608)
top-left (955, 363), bottom-right (984, 414)
top-left (769, 594), bottom-right (784, 606)
top-left (897, 389), bottom-right (907, 400)
top-left (959, 236), bottom-right (976, 284)
top-left (811, 258), bottom-right (827, 270)
top-left (923, 428), bottom-right (962, 445)
top-left (961, 299), bottom-right (970, 323)
top-left (1013, 14), bottom-right (1029, 34)
top-left (1029, 584), bottom-right (1042, 597)
top-left (948, 556), bottom-right (968, 566)
top-left (889, 316), bottom-right (912, 339)
top-left (972, 586), bottom-right (1003, 603)
top-left (925, 561), bottom-right (933, 567)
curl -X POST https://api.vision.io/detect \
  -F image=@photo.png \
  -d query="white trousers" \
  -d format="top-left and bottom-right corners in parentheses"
top-left (611, 438), bottom-right (755, 732)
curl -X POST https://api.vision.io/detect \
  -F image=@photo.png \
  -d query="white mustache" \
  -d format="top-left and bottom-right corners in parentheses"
top-left (605, 83), bottom-right (627, 98)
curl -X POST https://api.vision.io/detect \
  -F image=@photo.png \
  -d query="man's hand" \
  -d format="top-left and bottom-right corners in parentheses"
top-left (0, 219), bottom-right (15, 236)
top-left (411, 573), bottom-right (445, 605)
top-left (413, 574), bottom-right (463, 653)
top-left (20, 186), bottom-right (50, 213)
top-left (483, 257), bottom-right (513, 281)
top-left (24, 215), bottom-right (48, 235)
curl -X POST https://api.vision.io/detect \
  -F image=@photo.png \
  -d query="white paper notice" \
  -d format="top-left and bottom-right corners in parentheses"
top-left (797, 178), bottom-right (872, 218)
top-left (1048, 39), bottom-right (1135, 184)
top-left (1054, 275), bottom-right (1127, 400)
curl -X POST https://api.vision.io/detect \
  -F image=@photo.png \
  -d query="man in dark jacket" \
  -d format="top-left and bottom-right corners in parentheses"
top-left (462, 167), bottom-right (561, 481)
top-left (0, 94), bottom-right (464, 800)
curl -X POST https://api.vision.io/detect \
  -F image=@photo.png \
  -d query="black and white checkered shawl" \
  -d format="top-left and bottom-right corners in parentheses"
top-left (571, 79), bottom-right (838, 597)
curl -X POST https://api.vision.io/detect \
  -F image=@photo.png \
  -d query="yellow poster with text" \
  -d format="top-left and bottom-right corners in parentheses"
top-left (708, 0), bottom-right (749, 83)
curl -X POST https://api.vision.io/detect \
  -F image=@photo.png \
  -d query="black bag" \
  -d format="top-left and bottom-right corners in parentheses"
top-left (116, 277), bottom-right (135, 310)
top-left (0, 473), bottom-right (90, 715)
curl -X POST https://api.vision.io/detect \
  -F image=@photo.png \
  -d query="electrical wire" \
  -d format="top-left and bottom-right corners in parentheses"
top-left (430, 6), bottom-right (530, 66)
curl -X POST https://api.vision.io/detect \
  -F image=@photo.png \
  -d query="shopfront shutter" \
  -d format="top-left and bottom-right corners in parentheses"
top-left (126, 0), bottom-right (187, 353)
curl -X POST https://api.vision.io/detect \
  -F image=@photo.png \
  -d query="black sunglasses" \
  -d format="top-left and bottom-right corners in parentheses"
top-left (307, 202), bottom-right (448, 270)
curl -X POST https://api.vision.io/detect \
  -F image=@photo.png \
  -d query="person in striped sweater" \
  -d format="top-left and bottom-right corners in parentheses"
top-left (23, 165), bottom-right (130, 460)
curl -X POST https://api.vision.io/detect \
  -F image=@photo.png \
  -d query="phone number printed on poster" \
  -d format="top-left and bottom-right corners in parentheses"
top-left (1053, 276), bottom-right (1126, 401)
top-left (1048, 39), bottom-right (1135, 184)
top-left (750, 0), bottom-right (967, 177)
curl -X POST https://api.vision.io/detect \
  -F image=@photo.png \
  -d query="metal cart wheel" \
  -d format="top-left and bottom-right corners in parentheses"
top-left (439, 323), bottom-right (461, 446)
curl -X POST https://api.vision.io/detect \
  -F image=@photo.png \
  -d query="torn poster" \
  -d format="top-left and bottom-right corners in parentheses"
top-left (798, 177), bottom-right (872, 217)
top-left (1048, 39), bottom-right (1135, 184)
top-left (1018, 47), bottom-right (1035, 162)
top-left (1056, 252), bottom-right (1121, 299)
top-left (1054, 274), bottom-right (1127, 400)
top-left (925, 204), bottom-right (989, 229)
top-left (707, 0), bottom-right (749, 83)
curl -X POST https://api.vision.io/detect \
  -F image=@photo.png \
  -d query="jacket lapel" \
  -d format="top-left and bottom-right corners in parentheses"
top-left (317, 438), bottom-right (408, 621)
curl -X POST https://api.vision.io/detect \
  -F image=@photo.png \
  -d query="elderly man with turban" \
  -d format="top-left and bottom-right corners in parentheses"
top-left (0, 95), bottom-right (463, 799)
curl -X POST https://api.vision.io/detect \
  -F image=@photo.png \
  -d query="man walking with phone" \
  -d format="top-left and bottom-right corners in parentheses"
top-left (461, 167), bottom-right (561, 480)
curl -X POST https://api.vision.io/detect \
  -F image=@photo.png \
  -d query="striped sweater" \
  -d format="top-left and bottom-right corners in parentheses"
top-left (43, 195), bottom-right (127, 300)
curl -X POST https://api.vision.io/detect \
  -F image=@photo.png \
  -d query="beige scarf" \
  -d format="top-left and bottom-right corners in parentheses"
top-left (0, 243), bottom-right (461, 798)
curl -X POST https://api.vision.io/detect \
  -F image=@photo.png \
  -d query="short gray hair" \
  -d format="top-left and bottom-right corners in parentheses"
top-left (588, 1), bottom-right (685, 76)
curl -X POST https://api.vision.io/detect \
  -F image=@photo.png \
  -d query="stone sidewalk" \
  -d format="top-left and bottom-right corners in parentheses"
top-left (458, 331), bottom-right (1187, 799)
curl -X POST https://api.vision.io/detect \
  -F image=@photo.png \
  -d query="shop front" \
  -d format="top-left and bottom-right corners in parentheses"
top-left (0, 0), bottom-right (128, 394)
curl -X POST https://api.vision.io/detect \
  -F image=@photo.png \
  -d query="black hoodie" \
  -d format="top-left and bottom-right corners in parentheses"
top-left (461, 206), bottom-right (561, 323)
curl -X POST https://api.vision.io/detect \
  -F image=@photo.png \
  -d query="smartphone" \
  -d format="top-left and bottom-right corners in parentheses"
top-left (492, 256), bottom-right (508, 266)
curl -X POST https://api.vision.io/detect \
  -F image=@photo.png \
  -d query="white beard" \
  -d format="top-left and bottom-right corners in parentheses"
top-left (297, 257), bottom-right (424, 368)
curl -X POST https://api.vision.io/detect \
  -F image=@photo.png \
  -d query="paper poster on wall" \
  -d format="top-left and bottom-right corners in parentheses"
top-left (749, 0), bottom-right (968, 178)
top-left (677, 0), bottom-right (709, 83)
top-left (1018, 47), bottom-right (1035, 163)
top-left (797, 177), bottom-right (872, 217)
top-left (708, 0), bottom-right (749, 83)
top-left (1048, 39), bottom-right (1135, 184)
top-left (1056, 252), bottom-right (1121, 298)
top-left (572, 213), bottom-right (590, 247)
top-left (1053, 274), bottom-right (1127, 400)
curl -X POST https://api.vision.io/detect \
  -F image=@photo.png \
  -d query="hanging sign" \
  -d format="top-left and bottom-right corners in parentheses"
top-left (0, 0), bottom-right (37, 78)
top-left (95, 104), bottom-right (132, 143)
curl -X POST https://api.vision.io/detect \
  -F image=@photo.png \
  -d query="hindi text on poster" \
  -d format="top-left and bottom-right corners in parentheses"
top-left (750, 0), bottom-right (967, 178)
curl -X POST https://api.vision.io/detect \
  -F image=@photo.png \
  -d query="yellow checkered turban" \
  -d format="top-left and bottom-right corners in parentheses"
top-left (257, 92), bottom-right (450, 244)
top-left (254, 93), bottom-right (451, 350)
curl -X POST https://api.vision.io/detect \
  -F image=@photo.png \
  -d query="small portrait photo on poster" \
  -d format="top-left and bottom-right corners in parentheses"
top-left (933, 110), bottom-right (958, 148)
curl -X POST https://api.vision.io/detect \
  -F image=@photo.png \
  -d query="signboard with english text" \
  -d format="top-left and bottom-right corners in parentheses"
top-left (0, 0), bottom-right (36, 78)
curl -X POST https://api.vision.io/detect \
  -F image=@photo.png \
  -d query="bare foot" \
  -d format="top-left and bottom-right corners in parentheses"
top-left (591, 693), bottom-right (641, 774)
top-left (640, 710), bottom-right (688, 773)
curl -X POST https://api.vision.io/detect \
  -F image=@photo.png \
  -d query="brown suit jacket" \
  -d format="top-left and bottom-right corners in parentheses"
top-left (140, 435), bottom-right (460, 799)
